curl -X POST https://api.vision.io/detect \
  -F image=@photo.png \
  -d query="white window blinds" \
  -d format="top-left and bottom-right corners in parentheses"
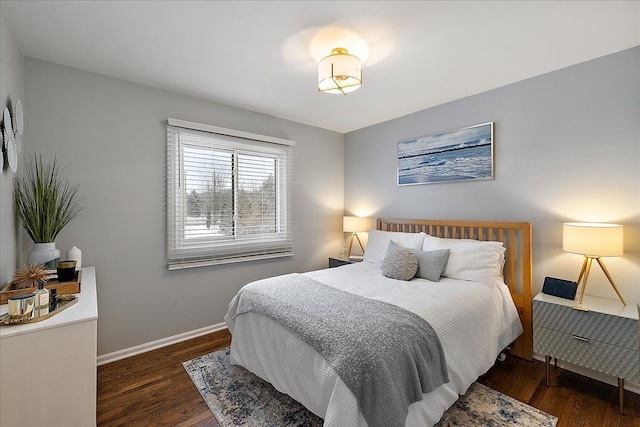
top-left (167, 119), bottom-right (294, 269)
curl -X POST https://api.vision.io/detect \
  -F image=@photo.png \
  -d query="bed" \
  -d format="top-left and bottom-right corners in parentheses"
top-left (225, 218), bottom-right (533, 427)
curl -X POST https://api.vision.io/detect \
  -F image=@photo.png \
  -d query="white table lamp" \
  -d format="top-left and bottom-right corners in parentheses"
top-left (343, 216), bottom-right (370, 258)
top-left (563, 222), bottom-right (625, 306)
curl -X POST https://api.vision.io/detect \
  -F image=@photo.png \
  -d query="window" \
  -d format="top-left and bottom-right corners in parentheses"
top-left (167, 119), bottom-right (294, 269)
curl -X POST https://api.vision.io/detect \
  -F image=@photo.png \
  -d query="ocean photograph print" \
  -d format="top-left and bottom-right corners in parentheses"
top-left (397, 122), bottom-right (494, 186)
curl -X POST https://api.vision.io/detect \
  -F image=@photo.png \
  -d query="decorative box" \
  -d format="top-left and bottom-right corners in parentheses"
top-left (0, 270), bottom-right (82, 305)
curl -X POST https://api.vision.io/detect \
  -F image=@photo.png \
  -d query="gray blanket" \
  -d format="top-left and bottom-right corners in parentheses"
top-left (232, 273), bottom-right (449, 427)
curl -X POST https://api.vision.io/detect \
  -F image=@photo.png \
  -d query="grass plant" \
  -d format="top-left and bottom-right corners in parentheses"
top-left (14, 155), bottom-right (84, 243)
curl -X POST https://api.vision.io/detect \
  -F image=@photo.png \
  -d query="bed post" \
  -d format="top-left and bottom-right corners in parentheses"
top-left (518, 222), bottom-right (533, 360)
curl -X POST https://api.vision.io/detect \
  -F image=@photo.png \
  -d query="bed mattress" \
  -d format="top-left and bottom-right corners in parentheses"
top-left (225, 261), bottom-right (523, 427)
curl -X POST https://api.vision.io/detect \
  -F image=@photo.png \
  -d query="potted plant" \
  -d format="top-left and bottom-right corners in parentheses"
top-left (13, 155), bottom-right (84, 269)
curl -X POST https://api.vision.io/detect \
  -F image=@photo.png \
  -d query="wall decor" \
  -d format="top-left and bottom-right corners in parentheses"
top-left (397, 122), bottom-right (493, 186)
top-left (1, 99), bottom-right (24, 173)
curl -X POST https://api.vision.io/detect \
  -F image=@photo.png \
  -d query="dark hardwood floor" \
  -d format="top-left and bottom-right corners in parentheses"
top-left (479, 355), bottom-right (640, 427)
top-left (97, 329), bottom-right (639, 426)
top-left (97, 330), bottom-right (231, 427)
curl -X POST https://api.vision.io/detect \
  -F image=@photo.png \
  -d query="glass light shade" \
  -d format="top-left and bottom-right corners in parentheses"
top-left (343, 216), bottom-right (370, 233)
top-left (318, 48), bottom-right (362, 95)
top-left (563, 222), bottom-right (623, 257)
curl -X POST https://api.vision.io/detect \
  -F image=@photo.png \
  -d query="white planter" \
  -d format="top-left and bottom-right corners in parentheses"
top-left (66, 246), bottom-right (82, 270)
top-left (28, 242), bottom-right (60, 269)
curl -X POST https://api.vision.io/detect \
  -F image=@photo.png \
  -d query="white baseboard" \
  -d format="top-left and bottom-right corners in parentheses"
top-left (97, 322), bottom-right (228, 366)
top-left (532, 352), bottom-right (640, 395)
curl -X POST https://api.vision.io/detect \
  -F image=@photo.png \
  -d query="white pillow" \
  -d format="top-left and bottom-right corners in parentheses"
top-left (422, 235), bottom-right (506, 284)
top-left (364, 230), bottom-right (426, 265)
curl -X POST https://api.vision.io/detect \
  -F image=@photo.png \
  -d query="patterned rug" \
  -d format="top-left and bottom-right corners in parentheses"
top-left (183, 348), bottom-right (558, 427)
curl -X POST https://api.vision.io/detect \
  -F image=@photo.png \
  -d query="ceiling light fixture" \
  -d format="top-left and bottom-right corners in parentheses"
top-left (318, 47), bottom-right (362, 95)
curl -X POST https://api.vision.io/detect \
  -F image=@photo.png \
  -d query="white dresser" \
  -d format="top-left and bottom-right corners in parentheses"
top-left (0, 267), bottom-right (98, 427)
top-left (533, 292), bottom-right (639, 413)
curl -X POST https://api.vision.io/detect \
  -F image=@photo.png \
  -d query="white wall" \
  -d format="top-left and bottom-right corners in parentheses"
top-left (24, 58), bottom-right (344, 355)
top-left (0, 6), bottom-right (24, 287)
top-left (344, 47), bottom-right (640, 305)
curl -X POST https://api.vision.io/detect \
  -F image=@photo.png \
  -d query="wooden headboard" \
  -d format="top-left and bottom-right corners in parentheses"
top-left (377, 218), bottom-right (533, 361)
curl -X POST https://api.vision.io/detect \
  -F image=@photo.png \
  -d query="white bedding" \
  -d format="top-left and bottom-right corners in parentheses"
top-left (225, 261), bottom-right (523, 427)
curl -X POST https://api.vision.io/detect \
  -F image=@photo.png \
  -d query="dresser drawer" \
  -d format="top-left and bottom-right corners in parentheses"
top-left (534, 326), bottom-right (640, 382)
top-left (533, 299), bottom-right (639, 351)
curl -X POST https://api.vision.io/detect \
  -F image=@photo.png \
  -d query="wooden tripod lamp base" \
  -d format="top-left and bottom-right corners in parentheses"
top-left (575, 256), bottom-right (626, 306)
top-left (347, 233), bottom-right (365, 259)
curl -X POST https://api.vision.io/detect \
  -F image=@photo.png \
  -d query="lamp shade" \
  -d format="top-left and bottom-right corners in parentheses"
top-left (318, 48), bottom-right (362, 95)
top-left (563, 222), bottom-right (623, 257)
top-left (343, 216), bottom-right (370, 233)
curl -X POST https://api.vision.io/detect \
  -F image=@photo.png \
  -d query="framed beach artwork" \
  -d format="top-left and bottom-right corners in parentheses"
top-left (397, 122), bottom-right (494, 186)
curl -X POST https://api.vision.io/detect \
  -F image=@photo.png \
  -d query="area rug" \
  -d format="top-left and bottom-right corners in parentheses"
top-left (183, 348), bottom-right (557, 427)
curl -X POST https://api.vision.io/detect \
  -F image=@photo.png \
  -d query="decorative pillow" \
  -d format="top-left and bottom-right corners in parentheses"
top-left (381, 249), bottom-right (418, 281)
top-left (363, 230), bottom-right (426, 265)
top-left (422, 235), bottom-right (506, 284)
top-left (386, 240), bottom-right (451, 282)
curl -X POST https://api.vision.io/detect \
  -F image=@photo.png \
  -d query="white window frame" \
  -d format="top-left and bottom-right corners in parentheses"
top-left (167, 118), bottom-right (295, 269)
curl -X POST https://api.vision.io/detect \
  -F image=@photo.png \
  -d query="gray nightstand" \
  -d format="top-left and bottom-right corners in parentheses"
top-left (533, 293), bottom-right (639, 413)
top-left (328, 257), bottom-right (362, 268)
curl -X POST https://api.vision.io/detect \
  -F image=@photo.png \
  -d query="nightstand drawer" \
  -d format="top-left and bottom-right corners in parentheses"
top-left (533, 299), bottom-right (638, 351)
top-left (534, 326), bottom-right (640, 382)
top-left (328, 257), bottom-right (362, 268)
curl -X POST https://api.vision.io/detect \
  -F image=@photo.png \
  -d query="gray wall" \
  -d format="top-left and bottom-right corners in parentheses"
top-left (0, 6), bottom-right (24, 287)
top-left (24, 58), bottom-right (344, 355)
top-left (10, 33), bottom-right (639, 356)
top-left (345, 47), bottom-right (640, 305)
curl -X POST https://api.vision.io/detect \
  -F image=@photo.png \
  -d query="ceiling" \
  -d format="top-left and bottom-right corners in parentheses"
top-left (1, 1), bottom-right (638, 133)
